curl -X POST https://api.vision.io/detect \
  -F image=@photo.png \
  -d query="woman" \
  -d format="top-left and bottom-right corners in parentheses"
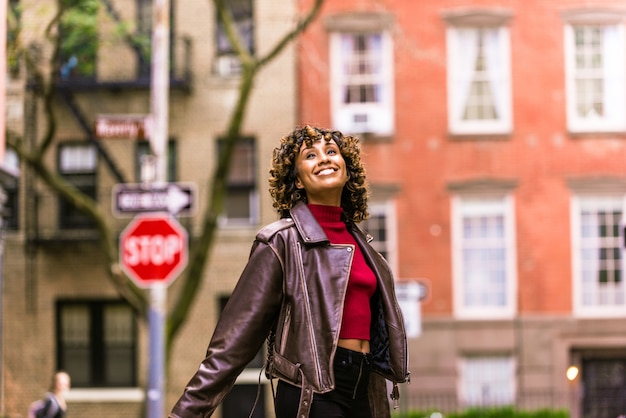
top-left (30, 371), bottom-right (70, 418)
top-left (169, 126), bottom-right (409, 418)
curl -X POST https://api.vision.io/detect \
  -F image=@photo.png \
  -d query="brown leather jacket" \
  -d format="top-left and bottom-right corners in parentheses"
top-left (169, 202), bottom-right (409, 418)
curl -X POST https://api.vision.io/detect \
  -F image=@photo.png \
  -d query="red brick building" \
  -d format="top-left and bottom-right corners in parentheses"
top-left (297, 1), bottom-right (626, 416)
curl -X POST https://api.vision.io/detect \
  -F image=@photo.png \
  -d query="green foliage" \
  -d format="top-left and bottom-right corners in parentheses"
top-left (7, 1), bottom-right (23, 76)
top-left (58, 0), bottom-right (100, 78)
top-left (393, 407), bottom-right (569, 418)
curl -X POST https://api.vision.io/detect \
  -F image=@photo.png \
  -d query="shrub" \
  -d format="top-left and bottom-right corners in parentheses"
top-left (393, 407), bottom-right (569, 418)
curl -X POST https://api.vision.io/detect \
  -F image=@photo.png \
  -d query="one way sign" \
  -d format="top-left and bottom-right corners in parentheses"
top-left (113, 182), bottom-right (196, 217)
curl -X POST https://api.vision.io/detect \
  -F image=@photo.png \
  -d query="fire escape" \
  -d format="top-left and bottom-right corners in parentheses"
top-left (22, 1), bottom-right (192, 247)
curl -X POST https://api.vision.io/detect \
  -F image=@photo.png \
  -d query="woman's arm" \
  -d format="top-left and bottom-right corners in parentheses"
top-left (169, 240), bottom-right (284, 418)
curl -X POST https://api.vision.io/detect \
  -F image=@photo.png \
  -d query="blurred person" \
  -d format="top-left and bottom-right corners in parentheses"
top-left (29, 371), bottom-right (71, 418)
top-left (170, 126), bottom-right (409, 418)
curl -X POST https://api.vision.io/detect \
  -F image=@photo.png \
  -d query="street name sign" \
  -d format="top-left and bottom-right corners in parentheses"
top-left (95, 114), bottom-right (151, 139)
top-left (113, 182), bottom-right (196, 217)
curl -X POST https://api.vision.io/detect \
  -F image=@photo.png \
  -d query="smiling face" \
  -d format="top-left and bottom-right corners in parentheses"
top-left (295, 137), bottom-right (348, 206)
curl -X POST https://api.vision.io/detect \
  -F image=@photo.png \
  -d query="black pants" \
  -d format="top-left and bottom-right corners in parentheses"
top-left (274, 347), bottom-right (373, 418)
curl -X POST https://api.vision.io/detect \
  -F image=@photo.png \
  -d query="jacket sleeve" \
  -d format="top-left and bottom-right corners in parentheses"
top-left (169, 239), bottom-right (284, 418)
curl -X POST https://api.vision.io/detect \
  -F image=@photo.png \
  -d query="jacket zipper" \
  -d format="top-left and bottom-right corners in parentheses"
top-left (279, 305), bottom-right (291, 351)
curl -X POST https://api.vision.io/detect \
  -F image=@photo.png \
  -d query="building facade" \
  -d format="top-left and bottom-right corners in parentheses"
top-left (296, 0), bottom-right (626, 417)
top-left (7, 0), bottom-right (626, 418)
top-left (3, 0), bottom-right (299, 417)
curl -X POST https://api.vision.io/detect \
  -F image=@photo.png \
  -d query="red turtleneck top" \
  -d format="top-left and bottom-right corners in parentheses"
top-left (308, 204), bottom-right (378, 340)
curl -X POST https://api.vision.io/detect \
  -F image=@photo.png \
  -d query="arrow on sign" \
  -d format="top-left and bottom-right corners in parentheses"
top-left (113, 182), bottom-right (196, 217)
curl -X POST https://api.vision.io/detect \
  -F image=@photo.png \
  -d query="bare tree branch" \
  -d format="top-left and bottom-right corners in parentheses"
top-left (166, 0), bottom-right (326, 348)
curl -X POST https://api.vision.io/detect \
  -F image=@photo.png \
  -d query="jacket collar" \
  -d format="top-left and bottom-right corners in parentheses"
top-left (289, 201), bottom-right (330, 245)
top-left (289, 201), bottom-right (373, 245)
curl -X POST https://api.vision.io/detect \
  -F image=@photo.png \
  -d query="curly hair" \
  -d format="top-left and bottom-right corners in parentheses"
top-left (269, 125), bottom-right (369, 222)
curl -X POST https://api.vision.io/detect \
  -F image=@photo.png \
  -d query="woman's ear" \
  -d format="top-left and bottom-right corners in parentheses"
top-left (295, 177), bottom-right (304, 190)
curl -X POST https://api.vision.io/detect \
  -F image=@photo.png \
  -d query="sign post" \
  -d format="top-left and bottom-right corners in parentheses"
top-left (120, 212), bottom-right (187, 418)
top-left (145, 0), bottom-right (170, 416)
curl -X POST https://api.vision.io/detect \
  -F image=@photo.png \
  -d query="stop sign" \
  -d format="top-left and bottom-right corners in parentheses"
top-left (120, 213), bottom-right (188, 288)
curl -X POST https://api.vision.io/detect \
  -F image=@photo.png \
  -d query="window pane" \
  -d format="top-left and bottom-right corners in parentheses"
top-left (363, 211), bottom-right (388, 259)
top-left (461, 199), bottom-right (508, 308)
top-left (218, 138), bottom-right (257, 223)
top-left (104, 305), bottom-right (135, 386)
top-left (58, 144), bottom-right (98, 229)
top-left (60, 305), bottom-right (92, 386)
top-left (225, 188), bottom-right (251, 220)
top-left (462, 29), bottom-right (499, 121)
top-left (461, 356), bottom-right (514, 406)
top-left (60, 144), bottom-right (97, 172)
top-left (341, 33), bottom-right (383, 105)
top-left (216, 0), bottom-right (254, 55)
top-left (573, 26), bottom-right (606, 119)
top-left (229, 141), bottom-right (254, 184)
top-left (578, 197), bottom-right (624, 307)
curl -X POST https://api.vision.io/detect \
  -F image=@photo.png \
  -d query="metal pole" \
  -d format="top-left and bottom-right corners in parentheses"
top-left (147, 0), bottom-right (170, 416)
top-left (0, 0), bottom-right (7, 414)
top-left (146, 284), bottom-right (167, 418)
top-left (150, 0), bottom-right (170, 185)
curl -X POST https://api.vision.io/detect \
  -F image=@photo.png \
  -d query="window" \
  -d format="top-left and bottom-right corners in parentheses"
top-left (58, 0), bottom-right (99, 80)
top-left (571, 195), bottom-right (626, 316)
top-left (459, 356), bottom-right (515, 407)
top-left (214, 0), bottom-right (253, 76)
top-left (57, 300), bottom-right (137, 388)
top-left (446, 25), bottom-right (512, 135)
top-left (452, 195), bottom-right (517, 318)
top-left (564, 15), bottom-right (626, 133)
top-left (135, 140), bottom-right (177, 182)
top-left (58, 143), bottom-right (97, 229)
top-left (329, 31), bottom-right (394, 136)
top-left (362, 200), bottom-right (397, 273)
top-left (217, 137), bottom-right (258, 226)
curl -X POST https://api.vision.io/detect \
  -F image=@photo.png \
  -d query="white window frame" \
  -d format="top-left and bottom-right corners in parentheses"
top-left (571, 194), bottom-right (626, 317)
top-left (363, 200), bottom-right (398, 276)
top-left (564, 21), bottom-right (626, 133)
top-left (60, 143), bottom-right (97, 173)
top-left (446, 25), bottom-right (512, 135)
top-left (329, 31), bottom-right (394, 136)
top-left (458, 355), bottom-right (516, 407)
top-left (452, 194), bottom-right (517, 319)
